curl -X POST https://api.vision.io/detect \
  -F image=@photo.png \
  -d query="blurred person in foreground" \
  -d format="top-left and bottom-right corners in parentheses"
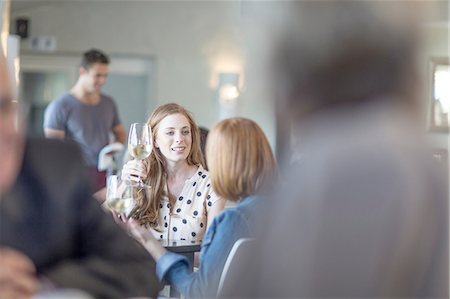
top-left (0, 50), bottom-right (159, 298)
top-left (222, 2), bottom-right (448, 298)
top-left (129, 117), bottom-right (278, 298)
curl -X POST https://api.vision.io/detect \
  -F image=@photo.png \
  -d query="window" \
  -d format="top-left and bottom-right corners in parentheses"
top-left (430, 57), bottom-right (450, 132)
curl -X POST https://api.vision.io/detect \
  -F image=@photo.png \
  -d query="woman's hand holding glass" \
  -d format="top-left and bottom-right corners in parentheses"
top-left (121, 159), bottom-right (148, 185)
top-left (128, 123), bottom-right (152, 188)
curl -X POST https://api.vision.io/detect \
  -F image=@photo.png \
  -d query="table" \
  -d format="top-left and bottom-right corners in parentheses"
top-left (159, 239), bottom-right (202, 297)
top-left (160, 239), bottom-right (201, 267)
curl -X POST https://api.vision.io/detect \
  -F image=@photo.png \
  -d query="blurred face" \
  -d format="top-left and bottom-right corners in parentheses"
top-left (155, 113), bottom-right (192, 165)
top-left (80, 63), bottom-right (108, 93)
top-left (0, 58), bottom-right (23, 193)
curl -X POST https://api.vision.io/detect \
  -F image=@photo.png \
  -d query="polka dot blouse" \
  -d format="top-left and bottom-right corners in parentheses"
top-left (150, 165), bottom-right (219, 242)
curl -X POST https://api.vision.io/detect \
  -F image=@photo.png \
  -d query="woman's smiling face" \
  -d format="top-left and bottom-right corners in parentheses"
top-left (155, 113), bottom-right (192, 164)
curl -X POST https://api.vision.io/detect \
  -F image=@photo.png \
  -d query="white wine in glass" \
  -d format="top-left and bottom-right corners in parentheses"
top-left (107, 197), bottom-right (128, 214)
top-left (106, 175), bottom-right (134, 215)
top-left (128, 123), bottom-right (153, 187)
top-left (129, 144), bottom-right (152, 160)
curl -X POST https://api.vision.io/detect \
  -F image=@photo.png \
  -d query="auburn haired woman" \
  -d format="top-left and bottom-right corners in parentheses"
top-left (121, 103), bottom-right (225, 242)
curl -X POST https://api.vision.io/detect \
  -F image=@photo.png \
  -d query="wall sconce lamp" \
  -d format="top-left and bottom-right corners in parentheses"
top-left (216, 72), bottom-right (241, 119)
top-left (217, 72), bottom-right (240, 104)
top-left (218, 72), bottom-right (240, 104)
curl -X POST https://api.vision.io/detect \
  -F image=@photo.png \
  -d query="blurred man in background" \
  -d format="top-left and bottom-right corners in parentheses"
top-left (44, 49), bottom-right (126, 192)
top-left (223, 2), bottom-right (448, 298)
top-left (0, 50), bottom-right (159, 299)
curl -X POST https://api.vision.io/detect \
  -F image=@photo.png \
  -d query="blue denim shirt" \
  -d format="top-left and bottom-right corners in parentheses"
top-left (156, 195), bottom-right (261, 298)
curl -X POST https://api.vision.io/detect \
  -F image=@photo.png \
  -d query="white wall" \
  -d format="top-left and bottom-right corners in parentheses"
top-left (10, 1), bottom-right (449, 153)
top-left (10, 1), bottom-right (277, 147)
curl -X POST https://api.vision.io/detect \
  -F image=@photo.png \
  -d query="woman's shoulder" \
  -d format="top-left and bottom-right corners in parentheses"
top-left (212, 196), bottom-right (262, 235)
top-left (182, 165), bottom-right (221, 207)
top-left (219, 196), bottom-right (261, 219)
top-left (193, 164), bottom-right (209, 177)
top-left (217, 196), bottom-right (258, 219)
top-left (189, 165), bottom-right (212, 185)
top-left (206, 208), bottom-right (247, 237)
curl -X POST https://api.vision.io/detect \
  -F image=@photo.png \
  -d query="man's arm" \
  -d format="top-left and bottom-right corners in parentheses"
top-left (44, 128), bottom-right (65, 139)
top-left (112, 124), bottom-right (126, 144)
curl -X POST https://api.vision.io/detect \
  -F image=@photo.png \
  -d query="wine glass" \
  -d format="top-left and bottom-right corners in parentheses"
top-left (128, 122), bottom-right (152, 188)
top-left (105, 175), bottom-right (134, 216)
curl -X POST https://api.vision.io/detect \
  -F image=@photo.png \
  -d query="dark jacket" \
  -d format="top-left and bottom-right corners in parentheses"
top-left (0, 138), bottom-right (160, 298)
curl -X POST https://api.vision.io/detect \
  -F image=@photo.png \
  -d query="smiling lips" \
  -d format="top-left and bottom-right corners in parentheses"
top-left (171, 146), bottom-right (186, 152)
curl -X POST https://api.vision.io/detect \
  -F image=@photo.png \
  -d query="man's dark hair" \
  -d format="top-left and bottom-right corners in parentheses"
top-left (80, 49), bottom-right (110, 69)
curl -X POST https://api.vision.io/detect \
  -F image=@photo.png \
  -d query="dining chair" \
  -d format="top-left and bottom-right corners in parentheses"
top-left (217, 237), bottom-right (255, 297)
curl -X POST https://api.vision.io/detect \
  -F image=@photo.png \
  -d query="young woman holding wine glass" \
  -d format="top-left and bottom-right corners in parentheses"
top-left (120, 103), bottom-right (225, 243)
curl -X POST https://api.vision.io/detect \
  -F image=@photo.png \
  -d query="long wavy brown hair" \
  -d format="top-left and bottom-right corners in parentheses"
top-left (131, 103), bottom-right (205, 227)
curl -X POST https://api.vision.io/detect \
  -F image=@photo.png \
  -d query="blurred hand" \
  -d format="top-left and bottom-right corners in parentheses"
top-left (111, 211), bottom-right (131, 228)
top-left (121, 160), bottom-right (148, 183)
top-left (92, 187), bottom-right (106, 204)
top-left (128, 219), bottom-right (166, 261)
top-left (127, 218), bottom-right (150, 244)
top-left (0, 247), bottom-right (41, 299)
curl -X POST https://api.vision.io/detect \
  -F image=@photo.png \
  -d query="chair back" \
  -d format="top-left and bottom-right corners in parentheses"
top-left (217, 238), bottom-right (255, 296)
top-left (98, 142), bottom-right (124, 176)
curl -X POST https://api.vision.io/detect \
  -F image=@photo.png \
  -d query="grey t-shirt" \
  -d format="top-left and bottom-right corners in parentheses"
top-left (44, 93), bottom-right (121, 167)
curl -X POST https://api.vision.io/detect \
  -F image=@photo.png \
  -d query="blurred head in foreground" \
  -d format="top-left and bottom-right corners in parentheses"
top-left (274, 1), bottom-right (423, 128)
top-left (0, 49), bottom-right (24, 194)
top-left (221, 2), bottom-right (448, 298)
